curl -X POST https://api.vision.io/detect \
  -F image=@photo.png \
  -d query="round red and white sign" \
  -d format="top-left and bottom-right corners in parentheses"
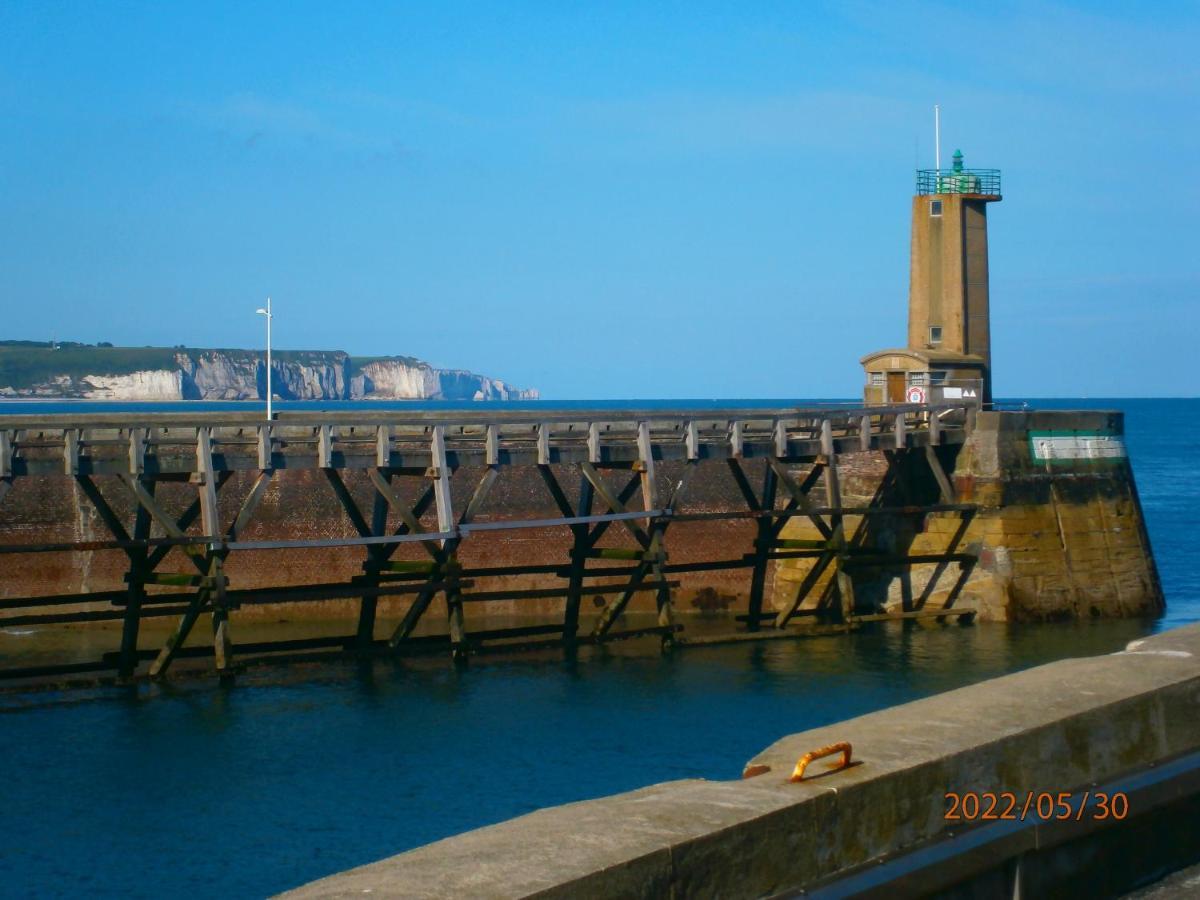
top-left (905, 385), bottom-right (927, 404)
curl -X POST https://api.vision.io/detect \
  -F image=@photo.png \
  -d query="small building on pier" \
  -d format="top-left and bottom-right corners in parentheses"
top-left (862, 150), bottom-right (1001, 406)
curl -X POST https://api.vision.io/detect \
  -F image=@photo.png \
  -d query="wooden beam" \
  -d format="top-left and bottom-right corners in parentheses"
top-left (725, 458), bottom-right (761, 512)
top-left (145, 471), bottom-right (232, 571)
top-left (580, 472), bottom-right (642, 547)
top-left (366, 468), bottom-right (440, 558)
top-left (925, 444), bottom-right (956, 504)
top-left (773, 551), bottom-right (837, 628)
top-left (323, 469), bottom-right (372, 538)
top-left (227, 470), bottom-right (273, 541)
top-left (388, 459), bottom-right (490, 654)
top-left (579, 462), bottom-right (652, 548)
top-left (74, 475), bottom-right (132, 546)
top-left (766, 458), bottom-right (833, 540)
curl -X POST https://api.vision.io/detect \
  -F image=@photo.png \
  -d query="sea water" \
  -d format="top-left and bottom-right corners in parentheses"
top-left (0, 398), bottom-right (1195, 897)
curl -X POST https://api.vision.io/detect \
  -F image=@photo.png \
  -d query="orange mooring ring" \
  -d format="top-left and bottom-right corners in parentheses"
top-left (789, 741), bottom-right (854, 783)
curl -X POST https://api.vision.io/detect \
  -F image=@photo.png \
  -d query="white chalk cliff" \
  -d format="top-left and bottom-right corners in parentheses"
top-left (0, 349), bottom-right (537, 401)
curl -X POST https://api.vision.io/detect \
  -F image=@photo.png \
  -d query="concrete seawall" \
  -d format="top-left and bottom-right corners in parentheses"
top-left (282, 623), bottom-right (1200, 898)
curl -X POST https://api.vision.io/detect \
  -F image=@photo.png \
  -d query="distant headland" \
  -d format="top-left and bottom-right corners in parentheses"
top-left (0, 340), bottom-right (537, 402)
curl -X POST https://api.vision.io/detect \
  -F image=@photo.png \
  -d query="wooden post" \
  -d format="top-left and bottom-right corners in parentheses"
top-left (685, 420), bottom-right (699, 460)
top-left (429, 426), bottom-right (464, 659)
top-left (257, 423), bottom-right (273, 470)
top-left (555, 468), bottom-right (594, 650)
top-left (637, 421), bottom-right (673, 635)
top-left (824, 443), bottom-right (856, 622)
top-left (375, 424), bottom-right (391, 468)
top-left (64, 429), bottom-right (79, 475)
top-left (820, 419), bottom-right (834, 458)
top-left (894, 412), bottom-right (907, 449)
top-left (197, 429), bottom-right (220, 538)
top-left (730, 420), bottom-right (744, 459)
top-left (859, 414), bottom-right (872, 452)
top-left (637, 422), bottom-right (656, 506)
top-left (128, 428), bottom-right (148, 475)
top-left (587, 422), bottom-right (601, 463)
top-left (537, 423), bottom-right (551, 465)
top-left (0, 430), bottom-right (12, 478)
top-left (197, 428), bottom-right (231, 672)
top-left (318, 424), bottom-right (333, 469)
top-left (774, 419), bottom-right (789, 458)
top-left (486, 424), bottom-right (499, 466)
top-left (119, 477), bottom-right (154, 679)
top-left (746, 462), bottom-right (778, 632)
top-left (359, 470), bottom-right (391, 647)
top-left (929, 409), bottom-right (941, 445)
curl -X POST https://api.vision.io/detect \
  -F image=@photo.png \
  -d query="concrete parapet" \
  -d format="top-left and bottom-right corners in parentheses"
top-left (281, 624), bottom-right (1200, 899)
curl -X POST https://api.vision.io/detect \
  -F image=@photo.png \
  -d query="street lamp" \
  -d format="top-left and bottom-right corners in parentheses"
top-left (255, 297), bottom-right (273, 420)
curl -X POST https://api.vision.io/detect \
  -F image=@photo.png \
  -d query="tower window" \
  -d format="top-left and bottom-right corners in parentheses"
top-left (929, 326), bottom-right (943, 344)
top-left (869, 371), bottom-right (884, 385)
top-left (930, 370), bottom-right (948, 385)
top-left (930, 200), bottom-right (943, 217)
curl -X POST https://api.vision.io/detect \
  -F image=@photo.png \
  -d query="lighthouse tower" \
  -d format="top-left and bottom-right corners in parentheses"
top-left (861, 150), bottom-right (1001, 406)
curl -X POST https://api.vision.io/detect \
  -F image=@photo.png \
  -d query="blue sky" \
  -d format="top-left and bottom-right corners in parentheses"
top-left (1, 1), bottom-right (1196, 398)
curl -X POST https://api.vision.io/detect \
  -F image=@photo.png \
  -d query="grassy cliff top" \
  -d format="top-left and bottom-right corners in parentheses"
top-left (0, 341), bottom-right (441, 389)
top-left (0, 342), bottom-right (355, 388)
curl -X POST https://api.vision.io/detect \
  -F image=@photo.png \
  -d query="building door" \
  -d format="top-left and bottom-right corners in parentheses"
top-left (886, 371), bottom-right (906, 403)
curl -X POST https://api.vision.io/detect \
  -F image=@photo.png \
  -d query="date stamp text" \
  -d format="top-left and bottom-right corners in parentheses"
top-left (944, 791), bottom-right (1129, 822)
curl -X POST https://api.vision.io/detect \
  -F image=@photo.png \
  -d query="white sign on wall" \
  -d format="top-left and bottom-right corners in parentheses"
top-left (1030, 432), bottom-right (1127, 462)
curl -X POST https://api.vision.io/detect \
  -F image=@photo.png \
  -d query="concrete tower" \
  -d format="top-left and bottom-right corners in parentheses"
top-left (862, 150), bottom-right (1001, 406)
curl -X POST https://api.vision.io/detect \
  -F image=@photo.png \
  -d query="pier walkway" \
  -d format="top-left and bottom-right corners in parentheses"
top-left (0, 403), bottom-right (976, 683)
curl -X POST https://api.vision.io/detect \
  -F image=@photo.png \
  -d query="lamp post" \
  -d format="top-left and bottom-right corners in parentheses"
top-left (255, 297), bottom-right (273, 420)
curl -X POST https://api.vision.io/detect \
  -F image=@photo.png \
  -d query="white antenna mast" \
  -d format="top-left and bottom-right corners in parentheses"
top-left (934, 104), bottom-right (941, 171)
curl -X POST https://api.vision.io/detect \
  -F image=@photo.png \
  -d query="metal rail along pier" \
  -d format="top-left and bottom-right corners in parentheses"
top-left (0, 403), bottom-right (978, 683)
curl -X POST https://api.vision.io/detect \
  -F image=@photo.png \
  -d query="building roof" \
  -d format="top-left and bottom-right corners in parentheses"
top-left (859, 348), bottom-right (987, 367)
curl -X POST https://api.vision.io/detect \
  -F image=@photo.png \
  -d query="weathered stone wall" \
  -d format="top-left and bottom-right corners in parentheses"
top-left (774, 410), bottom-right (1163, 622)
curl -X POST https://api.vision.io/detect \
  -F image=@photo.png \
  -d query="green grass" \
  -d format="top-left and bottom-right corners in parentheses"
top-left (0, 343), bottom-right (353, 389)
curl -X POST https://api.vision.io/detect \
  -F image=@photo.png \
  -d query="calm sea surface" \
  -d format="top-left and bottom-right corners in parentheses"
top-left (0, 397), bottom-right (1196, 898)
